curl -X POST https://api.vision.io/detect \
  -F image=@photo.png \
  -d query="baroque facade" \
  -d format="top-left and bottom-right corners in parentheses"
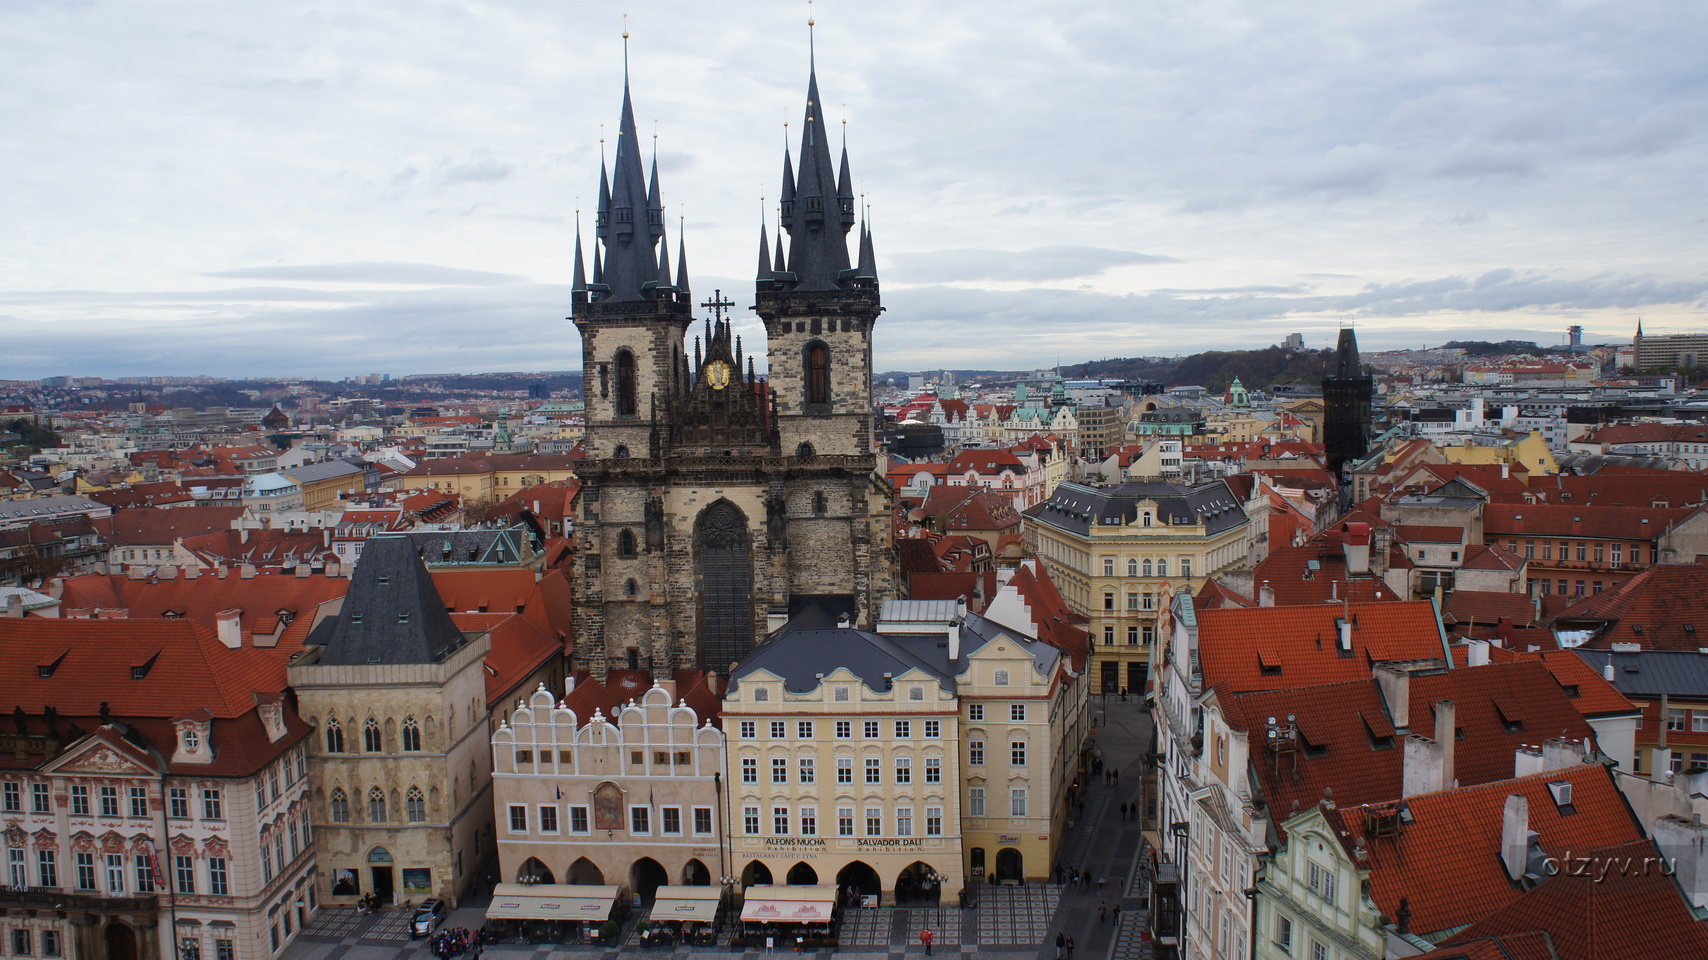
top-left (569, 52), bottom-right (895, 678)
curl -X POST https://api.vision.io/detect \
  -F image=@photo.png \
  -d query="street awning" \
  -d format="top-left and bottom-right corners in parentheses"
top-left (485, 883), bottom-right (619, 921)
top-left (739, 885), bottom-right (838, 924)
top-left (651, 886), bottom-right (721, 923)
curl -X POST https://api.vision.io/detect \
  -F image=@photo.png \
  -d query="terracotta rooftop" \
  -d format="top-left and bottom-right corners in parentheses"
top-left (1445, 838), bottom-right (1708, 959)
top-left (1483, 502), bottom-right (1696, 542)
top-left (1549, 563), bottom-right (1708, 650)
top-left (93, 504), bottom-right (245, 547)
top-left (1253, 541), bottom-right (1401, 606)
top-left (448, 612), bottom-right (563, 706)
top-left (56, 570), bottom-right (348, 655)
top-left (1331, 764), bottom-right (1644, 940)
top-left (1195, 601), bottom-right (1447, 693)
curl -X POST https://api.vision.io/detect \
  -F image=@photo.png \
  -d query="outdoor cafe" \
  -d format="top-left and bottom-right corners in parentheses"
top-left (481, 883), bottom-right (623, 944)
top-left (736, 885), bottom-right (840, 949)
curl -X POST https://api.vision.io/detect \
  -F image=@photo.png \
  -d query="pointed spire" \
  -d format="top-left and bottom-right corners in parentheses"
top-left (595, 154), bottom-right (611, 238)
top-left (675, 217), bottom-right (690, 295)
top-left (774, 229), bottom-right (787, 275)
top-left (756, 222), bottom-right (774, 281)
top-left (657, 222), bottom-right (673, 290)
top-left (647, 150), bottom-right (664, 235)
top-left (857, 219), bottom-right (877, 281)
top-left (779, 147), bottom-right (797, 228)
top-left (837, 143), bottom-right (855, 228)
top-left (778, 39), bottom-right (854, 291)
top-left (693, 336), bottom-right (702, 376)
top-left (593, 242), bottom-right (604, 285)
top-left (734, 335), bottom-right (743, 374)
top-left (597, 37), bottom-right (663, 302)
top-left (571, 213), bottom-right (588, 294)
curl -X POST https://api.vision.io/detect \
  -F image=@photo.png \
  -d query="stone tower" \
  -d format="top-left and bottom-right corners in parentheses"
top-left (570, 46), bottom-right (895, 679)
top-left (1322, 327), bottom-right (1374, 475)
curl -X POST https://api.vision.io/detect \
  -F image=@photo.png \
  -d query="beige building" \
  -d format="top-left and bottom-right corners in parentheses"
top-left (1025, 481), bottom-right (1249, 695)
top-left (490, 679), bottom-right (726, 898)
top-left (281, 460), bottom-right (368, 512)
top-left (290, 535), bottom-right (558, 908)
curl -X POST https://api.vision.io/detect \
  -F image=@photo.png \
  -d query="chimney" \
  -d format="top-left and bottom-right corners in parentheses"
top-left (1336, 618), bottom-right (1353, 656)
top-left (183, 565), bottom-right (200, 580)
top-left (948, 622), bottom-right (961, 662)
top-left (1653, 814), bottom-right (1708, 910)
top-left (1501, 461), bottom-right (1510, 480)
top-left (1514, 745), bottom-right (1544, 778)
top-left (1603, 658), bottom-right (1614, 682)
top-left (1373, 663), bottom-right (1411, 731)
top-left (4, 594), bottom-right (23, 618)
top-left (215, 609), bottom-right (243, 648)
top-left (217, 565), bottom-right (229, 580)
top-left (239, 564), bottom-right (257, 580)
top-left (1403, 735), bottom-right (1444, 797)
top-left (1260, 581), bottom-right (1275, 607)
top-left (240, 527), bottom-right (249, 544)
top-left (1436, 699), bottom-right (1457, 788)
top-left (1541, 737), bottom-right (1584, 771)
top-left (1500, 794), bottom-right (1531, 881)
top-left (295, 564), bottom-right (311, 579)
top-left (1652, 746), bottom-right (1675, 782)
top-left (1344, 536), bottom-right (1370, 576)
top-left (1465, 639), bottom-right (1490, 667)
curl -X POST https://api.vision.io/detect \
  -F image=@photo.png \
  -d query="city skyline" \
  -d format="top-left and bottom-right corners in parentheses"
top-left (4, 1), bottom-right (1706, 379)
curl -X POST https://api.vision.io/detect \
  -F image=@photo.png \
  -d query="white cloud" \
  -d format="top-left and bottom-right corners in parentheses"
top-left (2, 0), bottom-right (1706, 376)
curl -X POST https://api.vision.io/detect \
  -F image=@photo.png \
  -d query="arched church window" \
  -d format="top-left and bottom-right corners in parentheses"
top-left (329, 789), bottom-right (349, 823)
top-left (797, 442), bottom-right (815, 458)
top-left (406, 787), bottom-right (425, 823)
top-left (614, 445), bottom-right (631, 459)
top-left (363, 718), bottom-right (382, 753)
top-left (367, 787), bottom-right (387, 823)
top-left (619, 529), bottom-right (637, 558)
top-left (400, 718), bottom-right (421, 752)
top-left (615, 350), bottom-right (637, 416)
top-left (325, 718), bottom-right (344, 754)
top-left (806, 343), bottom-right (830, 407)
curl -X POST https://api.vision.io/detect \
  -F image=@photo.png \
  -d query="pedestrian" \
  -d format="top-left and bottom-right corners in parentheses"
top-left (1114, 767), bottom-right (1120, 785)
top-left (1120, 801), bottom-right (1128, 819)
top-left (1066, 936), bottom-right (1075, 959)
top-left (921, 928), bottom-right (933, 955)
top-left (1098, 901), bottom-right (1106, 922)
top-left (1055, 932), bottom-right (1065, 960)
top-left (1113, 904), bottom-right (1122, 924)
top-left (1098, 875), bottom-right (1106, 891)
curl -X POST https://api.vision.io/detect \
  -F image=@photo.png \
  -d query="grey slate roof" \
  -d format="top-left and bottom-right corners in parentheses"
top-left (1575, 649), bottom-right (1708, 698)
top-left (282, 458), bottom-right (365, 485)
top-left (1024, 480), bottom-right (1247, 538)
top-left (310, 534), bottom-right (469, 665)
top-left (402, 528), bottom-right (527, 565)
top-left (732, 610), bottom-right (1058, 695)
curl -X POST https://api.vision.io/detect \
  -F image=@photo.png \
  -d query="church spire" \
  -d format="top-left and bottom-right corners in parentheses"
top-left (857, 218), bottom-right (877, 281)
top-left (756, 221), bottom-right (773, 282)
top-left (778, 31), bottom-right (854, 292)
top-left (571, 212), bottom-right (588, 295)
top-left (596, 39), bottom-right (665, 302)
top-left (1335, 326), bottom-right (1363, 379)
top-left (657, 222), bottom-right (673, 290)
top-left (675, 218), bottom-right (690, 295)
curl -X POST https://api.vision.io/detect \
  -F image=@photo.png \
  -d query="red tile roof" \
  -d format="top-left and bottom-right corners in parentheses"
top-left (449, 612), bottom-right (563, 706)
top-left (56, 570), bottom-right (348, 654)
top-left (1332, 764), bottom-right (1644, 939)
top-left (1195, 601), bottom-right (1447, 692)
top-left (560, 669), bottom-right (722, 728)
top-left (1458, 543), bottom-right (1525, 572)
top-left (1442, 590), bottom-right (1539, 629)
top-left (1484, 502), bottom-right (1696, 542)
top-left (1445, 838), bottom-right (1708, 959)
top-left (1549, 563), bottom-right (1708, 650)
top-left (1253, 541), bottom-right (1402, 606)
top-left (431, 568), bottom-right (541, 615)
top-left (0, 617), bottom-right (288, 719)
top-left (93, 505), bottom-right (246, 547)
top-left (1405, 931), bottom-right (1558, 960)
top-left (1223, 660), bottom-right (1595, 824)
top-left (1193, 579), bottom-right (1254, 611)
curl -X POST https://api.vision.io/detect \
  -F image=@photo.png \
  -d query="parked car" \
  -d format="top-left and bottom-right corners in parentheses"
top-left (410, 899), bottom-right (446, 938)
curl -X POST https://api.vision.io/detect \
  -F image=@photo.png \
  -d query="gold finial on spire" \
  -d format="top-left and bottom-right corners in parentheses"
top-left (622, 14), bottom-right (630, 84)
top-left (808, 1), bottom-right (816, 70)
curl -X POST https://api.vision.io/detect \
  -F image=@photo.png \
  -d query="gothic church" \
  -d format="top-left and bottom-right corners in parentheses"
top-left (570, 44), bottom-right (896, 677)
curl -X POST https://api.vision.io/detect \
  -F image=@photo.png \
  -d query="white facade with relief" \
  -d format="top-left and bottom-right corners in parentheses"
top-left (490, 683), bottom-right (726, 897)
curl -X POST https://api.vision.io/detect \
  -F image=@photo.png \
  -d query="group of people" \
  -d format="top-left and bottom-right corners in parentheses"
top-left (1053, 931), bottom-right (1077, 958)
top-left (1117, 800), bottom-right (1138, 821)
top-left (428, 927), bottom-right (481, 960)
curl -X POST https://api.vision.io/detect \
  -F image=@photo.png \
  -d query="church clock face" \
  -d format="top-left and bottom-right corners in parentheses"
top-left (706, 360), bottom-right (732, 390)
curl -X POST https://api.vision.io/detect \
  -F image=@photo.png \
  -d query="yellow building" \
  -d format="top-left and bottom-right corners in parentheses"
top-left (1440, 429), bottom-right (1558, 476)
top-left (1024, 480), bottom-right (1250, 695)
top-left (283, 460), bottom-right (369, 511)
top-left (398, 453), bottom-right (580, 504)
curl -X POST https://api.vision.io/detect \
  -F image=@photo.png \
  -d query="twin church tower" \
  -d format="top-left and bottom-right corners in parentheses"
top-left (569, 36), bottom-right (896, 677)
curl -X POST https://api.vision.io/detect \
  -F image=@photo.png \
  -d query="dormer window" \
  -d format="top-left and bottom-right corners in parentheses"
top-left (184, 729), bottom-right (200, 751)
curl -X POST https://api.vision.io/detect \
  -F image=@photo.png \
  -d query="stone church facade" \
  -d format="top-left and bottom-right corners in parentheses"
top-left (570, 57), bottom-right (896, 677)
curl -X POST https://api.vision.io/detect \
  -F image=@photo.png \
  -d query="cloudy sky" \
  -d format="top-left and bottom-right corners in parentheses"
top-left (4, 1), bottom-right (1706, 379)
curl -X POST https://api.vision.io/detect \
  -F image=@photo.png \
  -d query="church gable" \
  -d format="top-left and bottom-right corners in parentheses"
top-left (45, 732), bottom-right (159, 778)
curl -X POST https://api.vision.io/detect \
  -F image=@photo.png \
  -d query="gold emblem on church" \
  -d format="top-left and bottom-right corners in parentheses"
top-left (706, 360), bottom-right (732, 390)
